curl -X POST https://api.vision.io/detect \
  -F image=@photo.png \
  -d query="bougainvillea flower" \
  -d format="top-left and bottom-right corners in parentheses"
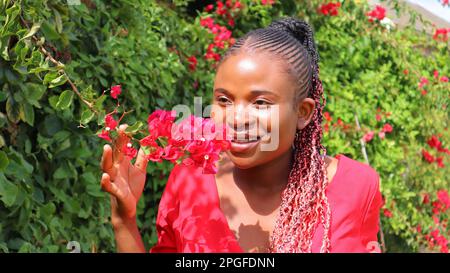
top-left (363, 131), bottom-right (375, 143)
top-left (147, 109), bottom-right (177, 139)
top-left (437, 190), bottom-right (450, 210)
top-left (427, 135), bottom-right (442, 149)
top-left (367, 5), bottom-right (386, 22)
top-left (105, 113), bottom-right (118, 131)
top-left (187, 55), bottom-right (198, 71)
top-left (422, 149), bottom-right (435, 163)
top-left (319, 2), bottom-right (341, 16)
top-left (98, 130), bottom-right (112, 142)
top-left (122, 143), bottom-right (137, 159)
top-left (382, 123), bottom-right (393, 133)
top-left (111, 85), bottom-right (122, 99)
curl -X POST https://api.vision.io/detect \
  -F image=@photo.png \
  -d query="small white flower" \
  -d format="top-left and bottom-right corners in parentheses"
top-left (200, 137), bottom-right (206, 142)
top-left (105, 127), bottom-right (110, 131)
top-left (380, 17), bottom-right (395, 31)
top-left (204, 155), bottom-right (209, 160)
top-left (127, 143), bottom-right (132, 148)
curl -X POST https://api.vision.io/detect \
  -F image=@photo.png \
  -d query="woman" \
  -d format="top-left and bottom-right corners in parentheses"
top-left (100, 17), bottom-right (382, 253)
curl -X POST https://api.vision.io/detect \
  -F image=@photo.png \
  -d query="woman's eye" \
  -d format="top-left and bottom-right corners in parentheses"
top-left (217, 96), bottom-right (231, 104)
top-left (254, 99), bottom-right (270, 106)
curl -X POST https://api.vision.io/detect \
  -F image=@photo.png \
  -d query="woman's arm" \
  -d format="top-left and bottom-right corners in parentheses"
top-left (112, 217), bottom-right (146, 253)
top-left (100, 124), bottom-right (149, 253)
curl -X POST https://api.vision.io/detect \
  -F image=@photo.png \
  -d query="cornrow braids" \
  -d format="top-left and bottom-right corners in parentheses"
top-left (218, 17), bottom-right (331, 253)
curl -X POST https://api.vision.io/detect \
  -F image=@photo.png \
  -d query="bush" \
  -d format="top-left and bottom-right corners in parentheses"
top-left (0, 0), bottom-right (448, 252)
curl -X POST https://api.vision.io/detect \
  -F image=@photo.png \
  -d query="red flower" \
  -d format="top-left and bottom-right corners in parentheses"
top-left (204, 4), bottom-right (214, 12)
top-left (418, 76), bottom-right (429, 89)
top-left (440, 76), bottom-right (449, 82)
top-left (427, 135), bottom-right (442, 149)
top-left (403, 69), bottom-right (409, 75)
top-left (383, 208), bottom-right (393, 218)
top-left (378, 131), bottom-right (385, 140)
top-left (437, 190), bottom-right (450, 210)
top-left (200, 17), bottom-right (215, 28)
top-left (363, 131), bottom-right (375, 143)
top-left (367, 5), bottom-right (386, 22)
top-left (147, 146), bottom-right (164, 162)
top-left (110, 85), bottom-right (122, 99)
top-left (122, 143), bottom-right (137, 159)
top-left (434, 70), bottom-right (439, 79)
top-left (228, 18), bottom-right (235, 27)
top-left (319, 2), bottom-right (341, 16)
top-left (423, 193), bottom-right (430, 204)
top-left (382, 123), bottom-right (393, 133)
top-left (98, 130), bottom-right (112, 142)
top-left (147, 109), bottom-right (177, 139)
top-left (421, 89), bottom-right (428, 96)
top-left (376, 114), bottom-right (382, 122)
top-left (422, 149), bottom-right (435, 163)
top-left (105, 114), bottom-right (118, 131)
top-left (433, 28), bottom-right (449, 42)
top-left (187, 55), bottom-right (198, 71)
top-left (216, 1), bottom-right (227, 16)
top-left (261, 0), bottom-right (276, 5)
top-left (233, 1), bottom-right (242, 9)
top-left (324, 112), bottom-right (332, 122)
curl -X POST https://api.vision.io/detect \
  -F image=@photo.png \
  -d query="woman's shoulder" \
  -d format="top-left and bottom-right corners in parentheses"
top-left (334, 154), bottom-right (381, 200)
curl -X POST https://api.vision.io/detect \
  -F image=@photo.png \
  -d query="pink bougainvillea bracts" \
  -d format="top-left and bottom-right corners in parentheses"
top-left (366, 5), bottom-right (386, 22)
top-left (318, 2), bottom-right (341, 16)
top-left (110, 85), bottom-right (122, 99)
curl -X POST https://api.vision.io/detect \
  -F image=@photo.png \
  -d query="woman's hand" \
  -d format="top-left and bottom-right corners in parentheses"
top-left (100, 124), bottom-right (148, 226)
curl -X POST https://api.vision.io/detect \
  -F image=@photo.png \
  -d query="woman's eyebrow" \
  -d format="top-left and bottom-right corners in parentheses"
top-left (214, 88), bottom-right (279, 98)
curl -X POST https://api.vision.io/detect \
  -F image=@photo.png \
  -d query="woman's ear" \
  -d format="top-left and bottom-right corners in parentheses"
top-left (296, 98), bottom-right (316, 130)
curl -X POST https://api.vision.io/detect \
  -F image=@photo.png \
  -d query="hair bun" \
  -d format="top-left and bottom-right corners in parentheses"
top-left (268, 17), bottom-right (319, 64)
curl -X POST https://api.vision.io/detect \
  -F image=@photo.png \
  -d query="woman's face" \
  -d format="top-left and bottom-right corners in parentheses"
top-left (211, 51), bottom-right (316, 169)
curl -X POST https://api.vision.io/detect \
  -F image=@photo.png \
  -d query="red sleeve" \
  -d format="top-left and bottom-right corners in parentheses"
top-left (360, 171), bottom-right (383, 253)
top-left (148, 166), bottom-right (179, 253)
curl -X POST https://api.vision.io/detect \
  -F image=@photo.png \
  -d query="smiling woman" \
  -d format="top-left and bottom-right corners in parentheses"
top-left (101, 16), bottom-right (382, 253)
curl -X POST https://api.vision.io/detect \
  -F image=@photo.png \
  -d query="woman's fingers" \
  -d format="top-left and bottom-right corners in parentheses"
top-left (101, 144), bottom-right (113, 172)
top-left (112, 124), bottom-right (129, 164)
top-left (134, 148), bottom-right (148, 173)
top-left (100, 173), bottom-right (122, 199)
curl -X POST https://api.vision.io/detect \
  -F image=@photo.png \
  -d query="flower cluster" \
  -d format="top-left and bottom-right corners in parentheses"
top-left (318, 2), bottom-right (341, 17)
top-left (421, 134), bottom-right (449, 168)
top-left (362, 108), bottom-right (393, 143)
top-left (366, 5), bottom-right (386, 23)
top-left (440, 0), bottom-right (449, 7)
top-left (433, 28), bottom-right (450, 42)
top-left (261, 0), bottom-right (276, 5)
top-left (140, 111), bottom-right (231, 174)
top-left (200, 1), bottom-right (243, 63)
top-left (419, 189), bottom-right (449, 253)
top-left (416, 69), bottom-right (448, 96)
top-left (322, 112), bottom-right (352, 133)
top-left (97, 85), bottom-right (231, 174)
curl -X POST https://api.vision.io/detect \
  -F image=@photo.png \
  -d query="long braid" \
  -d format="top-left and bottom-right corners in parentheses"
top-left (218, 17), bottom-right (331, 253)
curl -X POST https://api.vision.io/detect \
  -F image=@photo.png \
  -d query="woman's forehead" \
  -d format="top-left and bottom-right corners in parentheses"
top-left (214, 52), bottom-right (295, 96)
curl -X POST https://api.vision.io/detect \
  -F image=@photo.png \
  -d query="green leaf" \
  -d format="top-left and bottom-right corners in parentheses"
top-left (55, 90), bottom-right (74, 110)
top-left (125, 121), bottom-right (143, 134)
top-left (6, 96), bottom-right (20, 123)
top-left (20, 23), bottom-right (41, 41)
top-left (80, 109), bottom-right (94, 124)
top-left (0, 151), bottom-right (9, 171)
top-left (20, 103), bottom-right (35, 126)
top-left (48, 74), bottom-right (67, 89)
top-left (0, 174), bottom-right (18, 207)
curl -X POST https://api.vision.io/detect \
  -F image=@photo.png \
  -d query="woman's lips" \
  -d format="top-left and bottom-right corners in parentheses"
top-left (230, 135), bottom-right (261, 153)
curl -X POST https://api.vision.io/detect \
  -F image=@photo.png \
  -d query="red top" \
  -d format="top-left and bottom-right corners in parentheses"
top-left (149, 154), bottom-right (382, 253)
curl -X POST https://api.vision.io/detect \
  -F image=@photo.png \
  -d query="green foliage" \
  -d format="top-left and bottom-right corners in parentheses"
top-left (0, 0), bottom-right (448, 252)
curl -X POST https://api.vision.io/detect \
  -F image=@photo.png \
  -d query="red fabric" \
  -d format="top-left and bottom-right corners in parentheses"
top-left (149, 154), bottom-right (382, 253)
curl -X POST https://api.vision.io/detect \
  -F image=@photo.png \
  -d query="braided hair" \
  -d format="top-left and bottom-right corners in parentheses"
top-left (218, 17), bottom-right (331, 253)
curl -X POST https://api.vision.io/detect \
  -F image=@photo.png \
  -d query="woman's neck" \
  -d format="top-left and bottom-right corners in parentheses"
top-left (232, 148), bottom-right (294, 195)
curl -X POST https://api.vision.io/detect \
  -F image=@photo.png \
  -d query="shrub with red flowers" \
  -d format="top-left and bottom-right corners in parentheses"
top-left (96, 89), bottom-right (230, 174)
top-left (2, 0), bottom-right (448, 253)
